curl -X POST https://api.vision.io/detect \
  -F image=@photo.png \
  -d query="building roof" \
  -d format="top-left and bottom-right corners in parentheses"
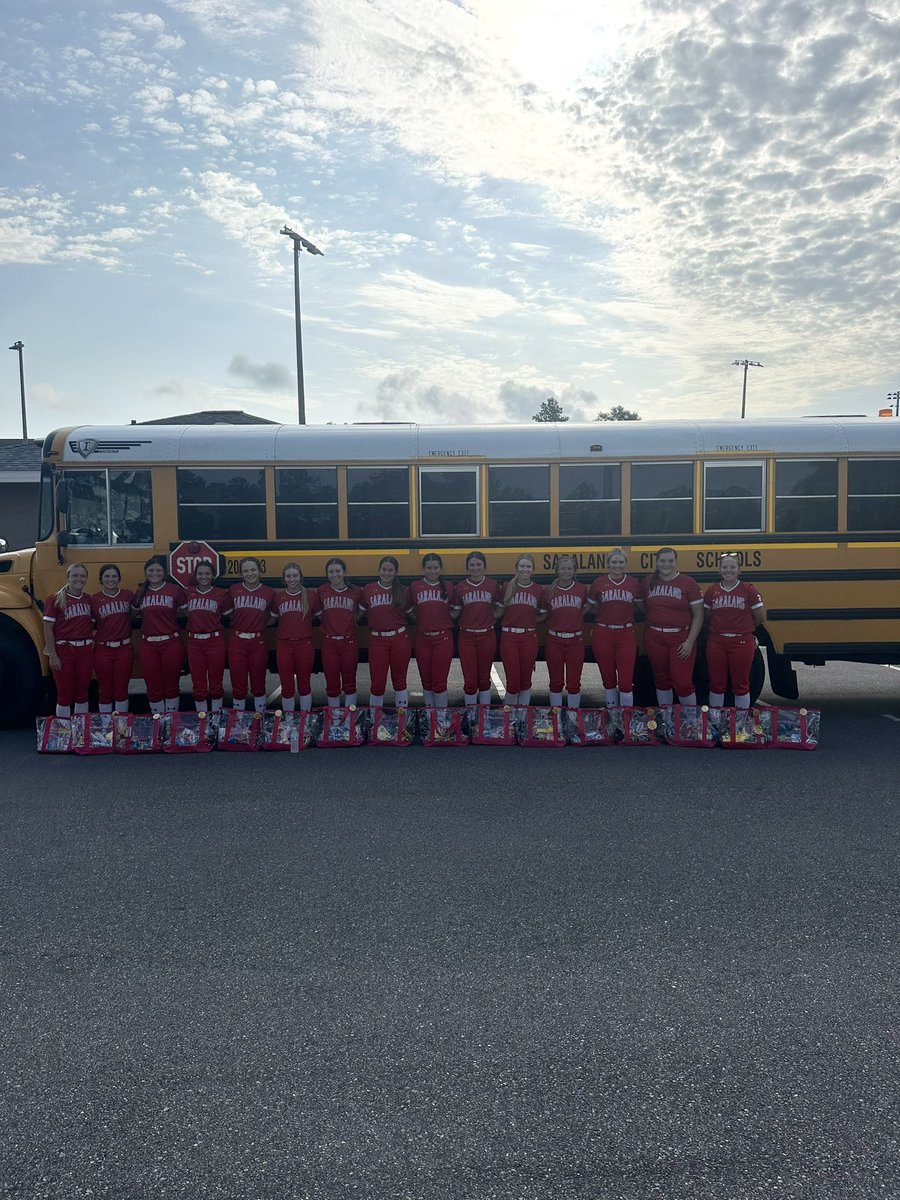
top-left (137, 409), bottom-right (278, 426)
top-left (0, 438), bottom-right (41, 477)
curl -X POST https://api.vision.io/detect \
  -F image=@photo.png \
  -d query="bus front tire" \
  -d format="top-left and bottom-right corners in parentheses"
top-left (0, 627), bottom-right (45, 727)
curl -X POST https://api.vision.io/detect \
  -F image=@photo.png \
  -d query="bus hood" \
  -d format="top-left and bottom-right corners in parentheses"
top-left (0, 546), bottom-right (36, 609)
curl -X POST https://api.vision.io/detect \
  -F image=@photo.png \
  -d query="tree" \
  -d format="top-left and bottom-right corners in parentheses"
top-left (532, 397), bottom-right (569, 423)
top-left (595, 405), bottom-right (641, 421)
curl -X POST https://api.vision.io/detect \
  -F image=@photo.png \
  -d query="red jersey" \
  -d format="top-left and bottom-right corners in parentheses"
top-left (273, 588), bottom-right (322, 639)
top-left (454, 576), bottom-right (500, 630)
top-left (499, 581), bottom-right (549, 630)
top-left (136, 582), bottom-right (185, 637)
top-left (91, 588), bottom-right (135, 642)
top-left (642, 573), bottom-right (702, 630)
top-left (360, 581), bottom-right (411, 633)
top-left (44, 591), bottom-right (94, 641)
top-left (589, 575), bottom-right (641, 624)
top-left (228, 583), bottom-right (275, 634)
top-left (703, 580), bottom-right (764, 635)
top-left (546, 581), bottom-right (590, 633)
top-left (409, 578), bottom-right (456, 634)
top-left (318, 583), bottom-right (361, 637)
top-left (183, 585), bottom-right (231, 634)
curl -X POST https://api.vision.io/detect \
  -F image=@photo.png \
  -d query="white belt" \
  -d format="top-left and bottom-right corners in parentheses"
top-left (235, 631), bottom-right (262, 640)
top-left (190, 631), bottom-right (221, 640)
top-left (501, 626), bottom-right (530, 634)
top-left (549, 630), bottom-right (580, 639)
top-left (371, 629), bottom-right (404, 638)
top-left (649, 626), bottom-right (686, 633)
top-left (57, 639), bottom-right (92, 647)
top-left (421, 629), bottom-right (450, 637)
top-left (597, 623), bottom-right (633, 630)
top-left (325, 634), bottom-right (353, 641)
top-left (98, 639), bottom-right (129, 648)
top-left (716, 631), bottom-right (746, 638)
top-left (462, 627), bottom-right (492, 634)
top-left (145, 633), bottom-right (178, 643)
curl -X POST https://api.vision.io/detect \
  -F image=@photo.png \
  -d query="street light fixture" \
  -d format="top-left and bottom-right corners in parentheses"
top-left (8, 340), bottom-right (27, 440)
top-left (280, 225), bottom-right (324, 425)
top-left (732, 358), bottom-right (763, 420)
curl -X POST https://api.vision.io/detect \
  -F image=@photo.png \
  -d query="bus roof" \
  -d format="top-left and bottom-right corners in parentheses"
top-left (46, 418), bottom-right (900, 465)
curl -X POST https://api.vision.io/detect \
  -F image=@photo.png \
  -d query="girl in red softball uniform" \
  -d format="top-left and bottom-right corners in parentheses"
top-left (545, 554), bottom-right (590, 709)
top-left (133, 557), bottom-right (186, 714)
top-left (273, 563), bottom-right (321, 712)
top-left (43, 562), bottom-right (93, 718)
top-left (182, 559), bottom-right (231, 712)
top-left (641, 547), bottom-right (704, 707)
top-left (494, 554), bottom-right (549, 708)
top-left (409, 553), bottom-right (456, 709)
top-left (359, 556), bottom-right (412, 709)
top-left (703, 553), bottom-right (766, 709)
top-left (318, 558), bottom-right (361, 708)
top-left (587, 547), bottom-right (641, 708)
top-left (227, 557), bottom-right (275, 712)
top-left (90, 564), bottom-right (135, 714)
top-left (451, 551), bottom-right (500, 708)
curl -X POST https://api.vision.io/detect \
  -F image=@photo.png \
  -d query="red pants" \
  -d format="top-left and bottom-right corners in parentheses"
top-left (500, 630), bottom-right (538, 695)
top-left (227, 634), bottom-right (268, 701)
top-left (141, 635), bottom-right (184, 703)
top-left (54, 643), bottom-right (94, 707)
top-left (369, 631), bottom-right (411, 696)
top-left (545, 633), bottom-right (584, 694)
top-left (458, 629), bottom-right (497, 693)
top-left (187, 634), bottom-right (226, 703)
top-left (706, 633), bottom-right (756, 697)
top-left (322, 636), bottom-right (358, 699)
top-left (591, 626), bottom-right (637, 692)
top-left (644, 627), bottom-right (697, 697)
top-left (277, 638), bottom-right (315, 698)
top-left (94, 642), bottom-right (134, 705)
top-left (414, 630), bottom-right (453, 692)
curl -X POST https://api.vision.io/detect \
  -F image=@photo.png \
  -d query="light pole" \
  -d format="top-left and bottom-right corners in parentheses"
top-left (732, 358), bottom-right (763, 419)
top-left (280, 225), bottom-right (324, 425)
top-left (8, 340), bottom-right (27, 439)
top-left (887, 391), bottom-right (900, 417)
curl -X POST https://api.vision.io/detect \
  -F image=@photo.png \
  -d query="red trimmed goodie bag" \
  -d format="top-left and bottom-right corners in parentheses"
top-left (609, 706), bottom-right (666, 746)
top-left (163, 712), bottom-right (213, 753)
top-left (114, 712), bottom-right (163, 754)
top-left (369, 707), bottom-right (415, 747)
top-left (714, 707), bottom-right (771, 749)
top-left (770, 706), bottom-right (820, 750)
top-left (217, 709), bottom-right (262, 752)
top-left (261, 709), bottom-right (317, 752)
top-left (668, 705), bottom-right (718, 748)
top-left (517, 706), bottom-right (568, 748)
top-left (72, 713), bottom-right (116, 755)
top-left (36, 716), bottom-right (74, 754)
top-left (470, 705), bottom-right (518, 746)
top-left (418, 707), bottom-right (470, 747)
top-left (316, 705), bottom-right (367, 748)
top-left (564, 708), bottom-right (613, 747)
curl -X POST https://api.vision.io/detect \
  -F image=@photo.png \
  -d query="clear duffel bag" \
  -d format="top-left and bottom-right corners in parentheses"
top-left (667, 705), bottom-right (718, 749)
top-left (418, 707), bottom-right (470, 747)
top-left (369, 706), bottom-right (415, 747)
top-left (36, 716), bottom-right (74, 754)
top-left (517, 706), bottom-right (568, 748)
top-left (714, 707), bottom-right (772, 749)
top-left (163, 712), bottom-right (214, 754)
top-left (72, 713), bottom-right (117, 755)
top-left (469, 705), bottom-right (518, 746)
top-left (564, 708), bottom-right (613, 747)
top-left (114, 713), bottom-right (164, 754)
top-left (608, 706), bottom-right (666, 746)
top-left (217, 709), bottom-right (263, 752)
top-left (770, 706), bottom-right (821, 750)
top-left (316, 706), bottom-right (367, 748)
top-left (261, 709), bottom-right (318, 752)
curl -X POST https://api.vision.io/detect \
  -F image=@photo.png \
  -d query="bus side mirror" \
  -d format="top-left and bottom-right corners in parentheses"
top-left (57, 532), bottom-right (73, 547)
top-left (55, 480), bottom-right (69, 514)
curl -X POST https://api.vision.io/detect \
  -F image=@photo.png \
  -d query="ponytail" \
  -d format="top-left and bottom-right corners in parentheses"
top-left (56, 562), bottom-right (88, 612)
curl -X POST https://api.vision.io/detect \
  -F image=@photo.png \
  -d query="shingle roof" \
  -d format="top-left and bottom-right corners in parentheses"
top-left (0, 439), bottom-right (41, 473)
top-left (138, 409), bottom-right (278, 425)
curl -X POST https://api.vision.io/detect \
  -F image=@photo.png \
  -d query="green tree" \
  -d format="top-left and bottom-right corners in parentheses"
top-left (595, 405), bottom-right (641, 421)
top-left (532, 397), bottom-right (569, 422)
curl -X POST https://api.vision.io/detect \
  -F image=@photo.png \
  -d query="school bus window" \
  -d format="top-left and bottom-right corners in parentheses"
top-left (63, 471), bottom-right (109, 544)
top-left (177, 468), bottom-right (267, 540)
top-left (109, 470), bottom-right (153, 544)
top-left (275, 468), bottom-right (339, 540)
top-left (703, 462), bottom-right (765, 532)
top-left (39, 465), bottom-right (55, 542)
top-left (488, 465), bottom-right (550, 537)
top-left (347, 467), bottom-right (409, 538)
top-left (419, 468), bottom-right (479, 537)
top-left (631, 462), bottom-right (693, 535)
top-left (847, 459), bottom-right (900, 531)
top-left (775, 459), bottom-right (838, 532)
top-left (559, 464), bottom-right (621, 536)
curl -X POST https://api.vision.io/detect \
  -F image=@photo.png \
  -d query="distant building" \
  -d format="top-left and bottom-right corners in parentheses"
top-left (136, 409), bottom-right (278, 426)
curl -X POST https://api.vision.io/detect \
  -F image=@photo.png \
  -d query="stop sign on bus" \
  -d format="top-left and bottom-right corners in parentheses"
top-left (169, 540), bottom-right (222, 587)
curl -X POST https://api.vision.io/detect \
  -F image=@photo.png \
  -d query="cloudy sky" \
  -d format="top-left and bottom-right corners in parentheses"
top-left (2, 0), bottom-right (900, 436)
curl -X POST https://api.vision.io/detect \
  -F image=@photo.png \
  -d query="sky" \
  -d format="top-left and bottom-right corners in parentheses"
top-left (2, 0), bottom-right (900, 437)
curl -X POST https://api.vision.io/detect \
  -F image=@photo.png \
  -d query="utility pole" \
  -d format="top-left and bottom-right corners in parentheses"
top-left (887, 391), bottom-right (900, 417)
top-left (280, 225), bottom-right (324, 425)
top-left (8, 340), bottom-right (27, 439)
top-left (732, 358), bottom-right (763, 419)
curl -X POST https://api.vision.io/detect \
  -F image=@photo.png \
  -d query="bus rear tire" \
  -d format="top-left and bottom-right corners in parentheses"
top-left (0, 626), bottom-right (44, 727)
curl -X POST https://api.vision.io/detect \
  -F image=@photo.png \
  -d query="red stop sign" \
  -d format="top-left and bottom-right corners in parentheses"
top-left (168, 540), bottom-right (222, 587)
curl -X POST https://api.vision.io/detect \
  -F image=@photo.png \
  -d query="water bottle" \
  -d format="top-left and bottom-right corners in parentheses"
top-left (289, 726), bottom-right (300, 754)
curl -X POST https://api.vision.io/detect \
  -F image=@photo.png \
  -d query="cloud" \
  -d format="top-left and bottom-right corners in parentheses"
top-left (357, 270), bottom-right (519, 330)
top-left (228, 354), bottom-right (293, 391)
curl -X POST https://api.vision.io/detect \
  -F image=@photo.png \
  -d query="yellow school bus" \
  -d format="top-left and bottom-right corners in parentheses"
top-left (0, 417), bottom-right (897, 722)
